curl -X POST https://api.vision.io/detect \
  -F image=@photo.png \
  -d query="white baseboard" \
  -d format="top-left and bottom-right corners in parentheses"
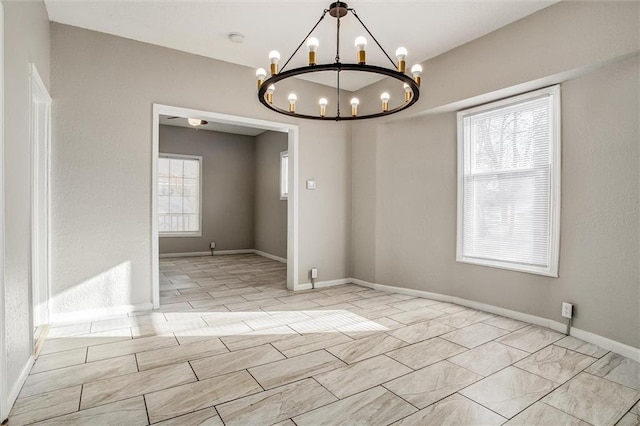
top-left (161, 249), bottom-right (287, 264)
top-left (159, 251), bottom-right (211, 258)
top-left (350, 278), bottom-right (640, 362)
top-left (50, 303), bottom-right (153, 325)
top-left (214, 249), bottom-right (255, 255)
top-left (254, 250), bottom-right (287, 264)
top-left (7, 355), bottom-right (34, 413)
top-left (296, 278), bottom-right (351, 291)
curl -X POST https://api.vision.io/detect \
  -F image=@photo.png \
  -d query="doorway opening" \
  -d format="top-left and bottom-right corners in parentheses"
top-left (151, 104), bottom-right (300, 309)
top-left (29, 63), bottom-right (51, 349)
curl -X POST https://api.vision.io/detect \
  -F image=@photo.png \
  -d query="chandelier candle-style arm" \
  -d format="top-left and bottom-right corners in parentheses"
top-left (256, 2), bottom-right (421, 121)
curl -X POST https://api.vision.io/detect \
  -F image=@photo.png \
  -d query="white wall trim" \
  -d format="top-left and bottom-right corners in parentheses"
top-left (152, 104), bottom-right (300, 307)
top-left (350, 278), bottom-right (640, 362)
top-left (254, 250), bottom-right (287, 264)
top-left (6, 355), bottom-right (33, 416)
top-left (0, 2), bottom-right (7, 421)
top-left (159, 249), bottom-right (287, 264)
top-left (49, 303), bottom-right (153, 325)
top-left (296, 278), bottom-right (352, 291)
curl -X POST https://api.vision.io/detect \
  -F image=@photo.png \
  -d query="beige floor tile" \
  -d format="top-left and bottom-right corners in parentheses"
top-left (460, 366), bottom-right (557, 418)
top-left (505, 402), bottom-right (591, 425)
top-left (543, 372), bottom-right (640, 426)
top-left (632, 401), bottom-right (640, 415)
top-left (220, 326), bottom-right (299, 351)
top-left (393, 393), bottom-right (506, 426)
top-left (482, 315), bottom-right (529, 331)
top-left (496, 325), bottom-right (564, 353)
top-left (216, 378), bottom-right (337, 426)
top-left (272, 332), bottom-right (353, 358)
top-left (386, 337), bottom-right (467, 370)
top-left (350, 295), bottom-right (403, 309)
top-left (30, 347), bottom-right (87, 374)
top-left (8, 386), bottom-right (81, 426)
top-left (515, 345), bottom-right (597, 384)
top-left (190, 344), bottom-right (284, 379)
top-left (389, 306), bottom-right (447, 325)
top-left (433, 309), bottom-right (495, 328)
top-left (389, 320), bottom-right (457, 344)
top-left (261, 300), bottom-right (321, 312)
top-left (207, 287), bottom-right (260, 298)
top-left (31, 396), bottom-right (148, 426)
top-left (173, 322), bottom-right (254, 344)
top-left (585, 352), bottom-right (640, 390)
top-left (131, 317), bottom-right (209, 339)
top-left (554, 336), bottom-right (609, 358)
top-left (81, 362), bottom-right (196, 409)
top-left (243, 311), bottom-right (311, 331)
top-left (90, 313), bottom-right (165, 333)
top-left (271, 420), bottom-right (296, 426)
top-left (313, 292), bottom-right (364, 306)
top-left (86, 333), bottom-right (178, 362)
top-left (616, 411), bottom-right (640, 426)
top-left (314, 355), bottom-right (412, 398)
top-left (440, 322), bottom-right (510, 348)
top-left (294, 386), bottom-right (416, 426)
top-left (428, 302), bottom-right (469, 314)
top-left (187, 295), bottom-right (247, 309)
top-left (146, 371), bottom-right (262, 424)
top-left (348, 304), bottom-right (405, 320)
top-left (384, 361), bottom-right (482, 408)
top-left (47, 323), bottom-right (92, 339)
top-left (225, 297), bottom-right (284, 312)
top-left (389, 298), bottom-right (441, 311)
top-left (153, 407), bottom-right (223, 426)
top-left (448, 341), bottom-right (529, 376)
top-left (248, 350), bottom-right (345, 389)
top-left (40, 329), bottom-right (132, 355)
top-left (136, 337), bottom-right (228, 370)
top-left (326, 333), bottom-right (407, 363)
top-left (21, 354), bottom-right (137, 398)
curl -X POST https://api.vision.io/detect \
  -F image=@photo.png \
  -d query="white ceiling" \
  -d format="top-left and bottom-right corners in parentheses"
top-left (159, 115), bottom-right (266, 136)
top-left (44, 0), bottom-right (556, 91)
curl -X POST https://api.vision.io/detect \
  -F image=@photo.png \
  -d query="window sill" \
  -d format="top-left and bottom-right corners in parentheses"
top-left (456, 256), bottom-right (558, 278)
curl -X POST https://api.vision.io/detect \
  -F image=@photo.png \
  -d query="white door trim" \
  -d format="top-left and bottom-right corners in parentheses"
top-left (151, 104), bottom-right (300, 309)
top-left (29, 63), bottom-right (51, 336)
top-left (0, 3), bottom-right (7, 421)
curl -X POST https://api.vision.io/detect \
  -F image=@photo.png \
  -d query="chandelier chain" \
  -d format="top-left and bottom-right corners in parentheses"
top-left (280, 10), bottom-right (329, 73)
top-left (349, 9), bottom-right (396, 68)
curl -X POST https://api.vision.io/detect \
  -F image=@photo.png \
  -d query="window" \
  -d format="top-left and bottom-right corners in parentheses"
top-left (456, 86), bottom-right (561, 276)
top-left (280, 151), bottom-right (289, 200)
top-left (158, 154), bottom-right (202, 237)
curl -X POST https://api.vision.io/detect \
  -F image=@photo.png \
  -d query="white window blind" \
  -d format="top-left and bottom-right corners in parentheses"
top-left (158, 154), bottom-right (202, 237)
top-left (280, 151), bottom-right (289, 200)
top-left (457, 86), bottom-right (560, 276)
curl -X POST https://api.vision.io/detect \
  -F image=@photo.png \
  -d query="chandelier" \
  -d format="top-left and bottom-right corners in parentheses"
top-left (255, 2), bottom-right (422, 121)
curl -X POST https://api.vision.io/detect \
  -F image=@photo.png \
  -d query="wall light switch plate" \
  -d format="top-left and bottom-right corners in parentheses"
top-left (306, 180), bottom-right (317, 190)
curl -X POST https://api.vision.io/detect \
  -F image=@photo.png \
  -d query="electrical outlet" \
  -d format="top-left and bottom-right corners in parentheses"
top-left (310, 268), bottom-right (318, 279)
top-left (561, 302), bottom-right (573, 319)
top-left (210, 242), bottom-right (216, 249)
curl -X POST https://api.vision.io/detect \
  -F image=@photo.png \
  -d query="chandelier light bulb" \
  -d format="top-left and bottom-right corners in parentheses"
top-left (187, 118), bottom-right (202, 127)
top-left (404, 83), bottom-right (412, 102)
top-left (380, 92), bottom-right (390, 112)
top-left (256, 68), bottom-right (267, 88)
top-left (307, 37), bottom-right (319, 65)
top-left (319, 97), bottom-right (328, 117)
top-left (266, 84), bottom-right (275, 103)
top-left (355, 36), bottom-right (367, 64)
top-left (395, 47), bottom-right (408, 72)
top-left (350, 97), bottom-right (359, 116)
top-left (269, 50), bottom-right (281, 75)
top-left (288, 93), bottom-right (297, 113)
top-left (411, 64), bottom-right (423, 86)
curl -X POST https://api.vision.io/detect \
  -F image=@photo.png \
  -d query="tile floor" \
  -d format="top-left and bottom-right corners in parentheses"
top-left (8, 254), bottom-right (640, 425)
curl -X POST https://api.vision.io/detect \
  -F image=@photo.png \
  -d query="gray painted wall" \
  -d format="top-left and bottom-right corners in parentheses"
top-left (255, 131), bottom-right (288, 259)
top-left (351, 2), bottom-right (640, 348)
top-left (50, 22), bottom-right (351, 314)
top-left (158, 125), bottom-right (255, 254)
top-left (2, 0), bottom-right (50, 404)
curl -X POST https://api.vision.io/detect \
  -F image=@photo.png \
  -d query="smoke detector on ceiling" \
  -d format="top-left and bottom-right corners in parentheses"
top-left (228, 32), bottom-right (245, 44)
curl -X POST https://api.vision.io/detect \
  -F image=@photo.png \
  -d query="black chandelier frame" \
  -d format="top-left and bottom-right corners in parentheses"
top-left (257, 2), bottom-right (420, 121)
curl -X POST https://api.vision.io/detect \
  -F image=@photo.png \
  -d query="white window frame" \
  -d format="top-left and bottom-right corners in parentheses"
top-left (280, 150), bottom-right (289, 200)
top-left (456, 85), bottom-right (561, 277)
top-left (158, 153), bottom-right (203, 238)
